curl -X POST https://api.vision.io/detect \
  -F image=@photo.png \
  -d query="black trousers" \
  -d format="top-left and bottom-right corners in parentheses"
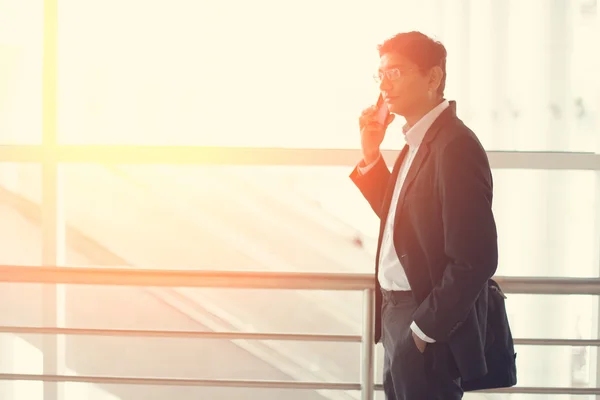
top-left (381, 290), bottom-right (463, 400)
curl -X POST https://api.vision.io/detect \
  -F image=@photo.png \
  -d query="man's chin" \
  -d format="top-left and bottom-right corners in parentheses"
top-left (389, 99), bottom-right (421, 117)
top-left (388, 103), bottom-right (407, 117)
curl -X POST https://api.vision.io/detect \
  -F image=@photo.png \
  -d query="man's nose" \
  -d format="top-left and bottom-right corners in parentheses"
top-left (379, 77), bottom-right (392, 92)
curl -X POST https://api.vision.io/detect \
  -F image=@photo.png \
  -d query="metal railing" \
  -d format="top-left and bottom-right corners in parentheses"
top-left (1, 265), bottom-right (600, 398)
top-left (0, 2), bottom-right (589, 400)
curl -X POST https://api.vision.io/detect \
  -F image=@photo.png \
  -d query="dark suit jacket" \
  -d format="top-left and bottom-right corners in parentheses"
top-left (350, 101), bottom-right (498, 382)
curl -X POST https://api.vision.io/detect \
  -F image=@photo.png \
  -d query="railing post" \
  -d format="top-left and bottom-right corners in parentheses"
top-left (42, 0), bottom-right (65, 398)
top-left (360, 288), bottom-right (375, 400)
top-left (594, 6), bottom-right (600, 396)
top-left (41, 163), bottom-right (66, 400)
top-left (591, 1), bottom-right (600, 396)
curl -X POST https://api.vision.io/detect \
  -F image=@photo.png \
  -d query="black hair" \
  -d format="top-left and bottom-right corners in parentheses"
top-left (377, 31), bottom-right (447, 96)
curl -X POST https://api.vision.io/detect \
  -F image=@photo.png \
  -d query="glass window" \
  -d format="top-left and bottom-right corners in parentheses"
top-left (55, 165), bottom-right (599, 278)
top-left (0, 162), bottom-right (46, 400)
top-left (92, 386), bottom-right (339, 400)
top-left (58, 164), bottom-right (378, 271)
top-left (493, 169), bottom-right (597, 278)
top-left (0, 163), bottom-right (42, 265)
top-left (0, 333), bottom-right (42, 400)
top-left (57, 0), bottom-right (598, 151)
top-left (465, 0), bottom-right (599, 152)
top-left (0, 331), bottom-right (123, 400)
top-left (462, 396), bottom-right (591, 400)
top-left (0, 0), bottom-right (43, 144)
top-left (66, 284), bottom-right (361, 398)
top-left (506, 294), bottom-right (597, 390)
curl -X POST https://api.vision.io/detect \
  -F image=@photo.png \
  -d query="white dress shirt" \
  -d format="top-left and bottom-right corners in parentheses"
top-left (358, 100), bottom-right (450, 342)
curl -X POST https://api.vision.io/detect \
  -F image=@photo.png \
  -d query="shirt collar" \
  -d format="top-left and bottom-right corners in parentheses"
top-left (403, 100), bottom-right (450, 148)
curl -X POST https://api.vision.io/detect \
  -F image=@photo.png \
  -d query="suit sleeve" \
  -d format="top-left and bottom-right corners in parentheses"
top-left (349, 156), bottom-right (391, 219)
top-left (412, 136), bottom-right (498, 342)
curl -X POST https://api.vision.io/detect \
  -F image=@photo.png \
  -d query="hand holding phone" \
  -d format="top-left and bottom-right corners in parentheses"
top-left (375, 94), bottom-right (390, 125)
top-left (358, 94), bottom-right (395, 164)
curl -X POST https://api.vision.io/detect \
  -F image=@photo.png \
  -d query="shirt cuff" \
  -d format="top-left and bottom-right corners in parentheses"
top-left (410, 321), bottom-right (436, 343)
top-left (357, 153), bottom-right (381, 175)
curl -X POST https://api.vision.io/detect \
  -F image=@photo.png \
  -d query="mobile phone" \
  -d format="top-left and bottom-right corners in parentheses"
top-left (375, 94), bottom-right (389, 125)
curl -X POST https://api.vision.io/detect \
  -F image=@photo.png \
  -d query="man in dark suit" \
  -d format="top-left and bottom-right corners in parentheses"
top-left (351, 32), bottom-right (498, 399)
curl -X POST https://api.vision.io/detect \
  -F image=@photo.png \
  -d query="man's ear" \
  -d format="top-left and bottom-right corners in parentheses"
top-left (429, 66), bottom-right (443, 92)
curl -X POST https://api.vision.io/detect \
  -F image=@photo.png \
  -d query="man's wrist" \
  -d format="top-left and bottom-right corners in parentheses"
top-left (410, 321), bottom-right (436, 343)
top-left (362, 150), bottom-right (381, 166)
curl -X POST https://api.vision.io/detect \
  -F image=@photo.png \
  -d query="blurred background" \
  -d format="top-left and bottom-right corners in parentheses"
top-left (0, 0), bottom-right (599, 399)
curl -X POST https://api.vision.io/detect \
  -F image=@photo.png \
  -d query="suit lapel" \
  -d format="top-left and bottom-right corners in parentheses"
top-left (395, 101), bottom-right (457, 213)
top-left (373, 100), bottom-right (459, 277)
top-left (395, 143), bottom-right (431, 213)
top-left (380, 145), bottom-right (408, 222)
top-left (375, 145), bottom-right (408, 265)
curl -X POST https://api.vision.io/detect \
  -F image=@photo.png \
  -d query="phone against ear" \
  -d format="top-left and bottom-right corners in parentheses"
top-left (375, 94), bottom-right (389, 125)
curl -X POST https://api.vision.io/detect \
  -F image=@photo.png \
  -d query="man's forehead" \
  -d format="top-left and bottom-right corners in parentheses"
top-left (379, 53), bottom-right (413, 70)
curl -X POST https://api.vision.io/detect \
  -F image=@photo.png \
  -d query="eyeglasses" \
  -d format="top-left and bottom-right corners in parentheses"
top-left (373, 67), bottom-right (416, 84)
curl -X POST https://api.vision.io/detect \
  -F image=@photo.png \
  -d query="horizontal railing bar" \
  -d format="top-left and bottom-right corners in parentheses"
top-left (0, 374), bottom-right (360, 390)
top-left (1, 326), bottom-right (598, 347)
top-left (1, 266), bottom-right (600, 294)
top-left (475, 386), bottom-right (600, 395)
top-left (0, 266), bottom-right (374, 290)
top-left (477, 151), bottom-right (600, 171)
top-left (0, 145), bottom-right (599, 169)
top-left (0, 326), bottom-right (361, 342)
top-left (493, 276), bottom-right (600, 295)
top-left (0, 373), bottom-right (596, 394)
top-left (515, 338), bottom-right (600, 346)
top-left (1, 326), bottom-right (598, 346)
top-left (373, 383), bottom-right (600, 395)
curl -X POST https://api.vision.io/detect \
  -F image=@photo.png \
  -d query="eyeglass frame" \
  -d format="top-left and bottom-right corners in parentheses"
top-left (373, 67), bottom-right (418, 84)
